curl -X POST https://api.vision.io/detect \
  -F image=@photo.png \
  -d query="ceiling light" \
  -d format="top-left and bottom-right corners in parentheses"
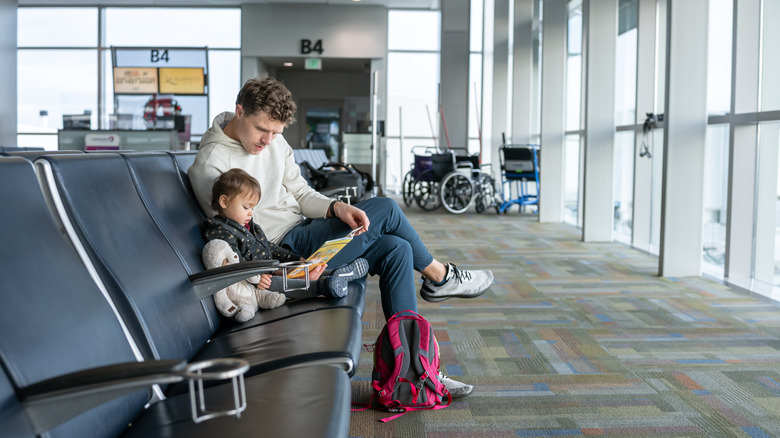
top-left (283, 62), bottom-right (293, 67)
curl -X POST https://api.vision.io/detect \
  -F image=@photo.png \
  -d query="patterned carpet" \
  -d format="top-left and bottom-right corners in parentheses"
top-left (349, 198), bottom-right (780, 437)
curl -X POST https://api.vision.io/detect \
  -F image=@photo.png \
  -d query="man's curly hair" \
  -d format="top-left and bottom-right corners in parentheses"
top-left (236, 76), bottom-right (297, 126)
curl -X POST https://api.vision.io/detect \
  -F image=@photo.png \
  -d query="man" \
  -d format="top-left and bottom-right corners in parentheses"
top-left (188, 76), bottom-right (493, 397)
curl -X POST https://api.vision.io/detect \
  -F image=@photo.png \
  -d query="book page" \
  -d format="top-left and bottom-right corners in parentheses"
top-left (286, 226), bottom-right (362, 278)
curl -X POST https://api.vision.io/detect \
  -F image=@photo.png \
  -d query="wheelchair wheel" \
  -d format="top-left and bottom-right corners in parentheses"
top-left (440, 172), bottom-right (474, 214)
top-left (402, 171), bottom-right (415, 207)
top-left (413, 170), bottom-right (441, 211)
top-left (474, 174), bottom-right (496, 214)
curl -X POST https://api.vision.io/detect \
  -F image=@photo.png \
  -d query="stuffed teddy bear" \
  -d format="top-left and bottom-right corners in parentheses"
top-left (202, 239), bottom-right (285, 323)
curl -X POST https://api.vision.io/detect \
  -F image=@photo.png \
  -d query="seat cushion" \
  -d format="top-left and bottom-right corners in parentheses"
top-left (122, 365), bottom-right (350, 438)
top-left (216, 278), bottom-right (366, 335)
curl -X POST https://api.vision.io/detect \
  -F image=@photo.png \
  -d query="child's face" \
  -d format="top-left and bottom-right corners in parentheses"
top-left (218, 191), bottom-right (259, 227)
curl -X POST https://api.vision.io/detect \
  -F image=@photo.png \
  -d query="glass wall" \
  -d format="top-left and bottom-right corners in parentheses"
top-left (564, 134), bottom-right (582, 225)
top-left (565, 3), bottom-right (582, 133)
top-left (469, 0), bottom-right (484, 157)
top-left (17, 6), bottom-right (241, 149)
top-left (702, 124), bottom-right (730, 276)
top-left (649, 128), bottom-right (664, 255)
top-left (564, 2), bottom-right (583, 226)
top-left (751, 122), bottom-right (780, 290)
top-left (615, 0), bottom-right (637, 126)
top-left (385, 9), bottom-right (441, 193)
top-left (706, 0), bottom-right (733, 116)
top-left (613, 131), bottom-right (634, 242)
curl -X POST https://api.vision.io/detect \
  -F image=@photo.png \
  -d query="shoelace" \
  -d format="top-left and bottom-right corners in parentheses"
top-left (450, 265), bottom-right (472, 284)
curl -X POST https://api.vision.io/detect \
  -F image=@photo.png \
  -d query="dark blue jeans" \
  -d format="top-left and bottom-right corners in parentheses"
top-left (281, 197), bottom-right (433, 320)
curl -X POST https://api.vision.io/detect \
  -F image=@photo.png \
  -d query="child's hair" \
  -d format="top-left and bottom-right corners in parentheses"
top-left (211, 168), bottom-right (262, 211)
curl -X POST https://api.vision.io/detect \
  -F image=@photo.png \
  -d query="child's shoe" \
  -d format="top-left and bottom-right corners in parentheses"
top-left (325, 258), bottom-right (369, 298)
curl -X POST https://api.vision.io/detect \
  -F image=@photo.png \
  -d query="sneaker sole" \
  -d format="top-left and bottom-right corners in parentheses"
top-left (420, 286), bottom-right (489, 303)
top-left (329, 259), bottom-right (369, 297)
top-left (333, 258), bottom-right (369, 281)
top-left (448, 386), bottom-right (474, 398)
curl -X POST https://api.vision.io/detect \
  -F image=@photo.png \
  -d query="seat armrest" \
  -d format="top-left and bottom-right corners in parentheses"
top-left (189, 260), bottom-right (279, 300)
top-left (20, 357), bottom-right (250, 434)
top-left (20, 360), bottom-right (187, 434)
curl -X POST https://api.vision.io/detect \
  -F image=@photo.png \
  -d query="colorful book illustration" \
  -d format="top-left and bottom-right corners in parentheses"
top-left (286, 226), bottom-right (362, 278)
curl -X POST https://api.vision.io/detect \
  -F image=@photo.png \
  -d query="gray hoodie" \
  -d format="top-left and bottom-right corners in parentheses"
top-left (188, 112), bottom-right (332, 243)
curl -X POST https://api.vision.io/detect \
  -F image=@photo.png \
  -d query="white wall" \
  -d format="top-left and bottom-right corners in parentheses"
top-left (0, 0), bottom-right (17, 146)
top-left (241, 4), bottom-right (387, 61)
top-left (240, 4), bottom-right (386, 149)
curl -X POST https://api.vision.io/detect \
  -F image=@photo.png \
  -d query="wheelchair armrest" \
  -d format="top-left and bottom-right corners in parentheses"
top-left (20, 359), bottom-right (187, 434)
top-left (189, 260), bottom-right (279, 300)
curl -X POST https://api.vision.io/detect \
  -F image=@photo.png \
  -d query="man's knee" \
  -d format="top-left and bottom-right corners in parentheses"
top-left (359, 196), bottom-right (401, 216)
top-left (369, 235), bottom-right (412, 274)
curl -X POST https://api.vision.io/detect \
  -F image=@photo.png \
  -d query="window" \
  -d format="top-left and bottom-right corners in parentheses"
top-left (564, 134), bottom-right (582, 225)
top-left (566, 4), bottom-right (583, 132)
top-left (706, 0), bottom-right (733, 116)
top-left (386, 9), bottom-right (441, 192)
top-left (18, 7), bottom-right (241, 148)
top-left (18, 8), bottom-right (97, 47)
top-left (388, 10), bottom-right (440, 51)
top-left (17, 50), bottom-right (98, 134)
top-left (104, 8), bottom-right (240, 48)
top-left (613, 131), bottom-right (634, 242)
top-left (702, 124), bottom-right (730, 276)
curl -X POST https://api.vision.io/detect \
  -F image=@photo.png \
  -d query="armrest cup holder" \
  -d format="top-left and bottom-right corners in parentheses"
top-left (277, 261), bottom-right (313, 292)
top-left (182, 358), bottom-right (250, 423)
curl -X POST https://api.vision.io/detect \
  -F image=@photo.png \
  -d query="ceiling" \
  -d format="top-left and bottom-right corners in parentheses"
top-left (18, 0), bottom-right (439, 8)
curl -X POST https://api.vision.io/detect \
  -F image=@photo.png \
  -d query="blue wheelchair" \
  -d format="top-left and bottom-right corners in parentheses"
top-left (497, 144), bottom-right (540, 214)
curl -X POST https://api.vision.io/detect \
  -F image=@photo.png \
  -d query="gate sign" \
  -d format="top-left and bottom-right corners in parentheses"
top-left (113, 68), bottom-right (158, 94)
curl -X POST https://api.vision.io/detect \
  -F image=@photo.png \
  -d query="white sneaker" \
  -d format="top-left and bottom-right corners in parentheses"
top-left (437, 371), bottom-right (473, 398)
top-left (420, 263), bottom-right (493, 303)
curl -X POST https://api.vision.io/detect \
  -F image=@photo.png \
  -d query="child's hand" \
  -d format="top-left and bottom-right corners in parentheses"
top-left (255, 274), bottom-right (272, 290)
top-left (308, 264), bottom-right (327, 281)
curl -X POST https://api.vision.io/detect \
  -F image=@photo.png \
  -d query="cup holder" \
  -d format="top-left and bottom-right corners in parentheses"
top-left (277, 260), bottom-right (313, 291)
top-left (182, 358), bottom-right (250, 423)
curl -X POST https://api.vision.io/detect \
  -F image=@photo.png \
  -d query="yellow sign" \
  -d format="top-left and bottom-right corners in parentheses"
top-left (113, 67), bottom-right (158, 94)
top-left (159, 67), bottom-right (205, 94)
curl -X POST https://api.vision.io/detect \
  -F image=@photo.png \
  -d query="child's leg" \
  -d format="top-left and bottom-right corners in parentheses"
top-left (268, 258), bottom-right (369, 299)
top-left (268, 276), bottom-right (321, 299)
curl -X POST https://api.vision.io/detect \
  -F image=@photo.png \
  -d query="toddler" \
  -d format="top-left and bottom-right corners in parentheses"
top-left (203, 168), bottom-right (368, 299)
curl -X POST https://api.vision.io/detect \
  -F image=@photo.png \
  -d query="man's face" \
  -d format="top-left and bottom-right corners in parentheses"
top-left (233, 105), bottom-right (286, 155)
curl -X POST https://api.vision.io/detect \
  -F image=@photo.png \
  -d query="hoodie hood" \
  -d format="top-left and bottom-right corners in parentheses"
top-left (200, 111), bottom-right (244, 151)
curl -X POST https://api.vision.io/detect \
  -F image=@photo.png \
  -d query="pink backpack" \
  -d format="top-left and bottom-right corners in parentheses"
top-left (354, 311), bottom-right (452, 422)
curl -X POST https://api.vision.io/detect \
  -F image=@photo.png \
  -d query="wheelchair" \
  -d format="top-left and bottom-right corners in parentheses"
top-left (402, 146), bottom-right (499, 214)
top-left (497, 143), bottom-right (540, 213)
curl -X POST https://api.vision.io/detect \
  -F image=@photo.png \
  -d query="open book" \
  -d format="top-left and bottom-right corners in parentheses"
top-left (286, 226), bottom-right (363, 278)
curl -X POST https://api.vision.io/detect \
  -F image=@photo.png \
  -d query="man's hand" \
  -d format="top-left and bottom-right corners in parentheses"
top-left (332, 202), bottom-right (369, 235)
top-left (256, 274), bottom-right (272, 290)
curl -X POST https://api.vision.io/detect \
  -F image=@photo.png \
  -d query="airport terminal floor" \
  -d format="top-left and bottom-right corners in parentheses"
top-left (349, 198), bottom-right (780, 437)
